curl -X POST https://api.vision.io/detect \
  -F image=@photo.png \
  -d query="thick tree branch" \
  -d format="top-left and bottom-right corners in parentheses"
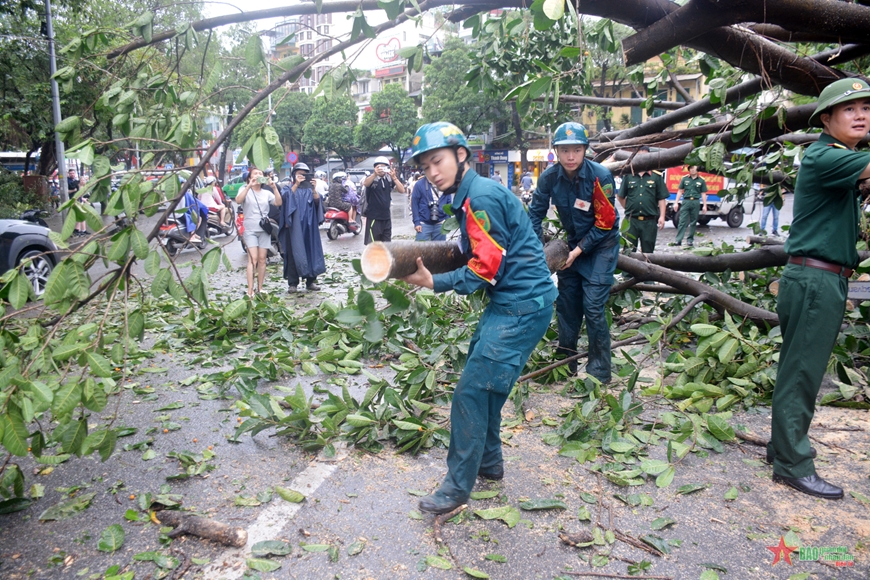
top-left (617, 254), bottom-right (779, 325)
top-left (557, 94), bottom-right (685, 110)
top-left (622, 0), bottom-right (870, 66)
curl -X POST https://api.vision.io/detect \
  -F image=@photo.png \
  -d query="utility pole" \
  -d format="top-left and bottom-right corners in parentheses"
top-left (44, 0), bottom-right (69, 220)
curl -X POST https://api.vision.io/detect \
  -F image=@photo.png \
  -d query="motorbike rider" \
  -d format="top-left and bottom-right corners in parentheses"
top-left (200, 176), bottom-right (229, 226)
top-left (327, 171), bottom-right (359, 232)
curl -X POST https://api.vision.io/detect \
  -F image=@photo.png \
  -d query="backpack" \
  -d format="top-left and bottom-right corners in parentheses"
top-left (358, 185), bottom-right (368, 217)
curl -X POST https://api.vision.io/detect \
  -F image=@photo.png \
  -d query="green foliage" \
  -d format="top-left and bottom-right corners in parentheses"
top-left (421, 37), bottom-right (507, 135)
top-left (354, 83), bottom-right (418, 168)
top-left (302, 94), bottom-right (358, 163)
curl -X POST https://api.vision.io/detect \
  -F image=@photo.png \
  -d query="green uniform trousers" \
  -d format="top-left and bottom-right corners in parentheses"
top-left (434, 301), bottom-right (553, 503)
top-left (675, 199), bottom-right (700, 244)
top-left (768, 264), bottom-right (847, 478)
top-left (626, 216), bottom-right (659, 253)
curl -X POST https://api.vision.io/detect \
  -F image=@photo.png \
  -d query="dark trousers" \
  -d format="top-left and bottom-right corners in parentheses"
top-left (435, 303), bottom-right (553, 502)
top-left (556, 268), bottom-right (612, 383)
top-left (284, 251), bottom-right (316, 288)
top-left (364, 217), bottom-right (392, 244)
top-left (767, 264), bottom-right (847, 478)
top-left (626, 216), bottom-right (658, 253)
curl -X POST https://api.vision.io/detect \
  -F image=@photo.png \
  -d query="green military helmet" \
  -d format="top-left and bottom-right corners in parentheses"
top-left (809, 78), bottom-right (870, 127)
top-left (552, 121), bottom-right (590, 146)
top-left (411, 122), bottom-right (470, 163)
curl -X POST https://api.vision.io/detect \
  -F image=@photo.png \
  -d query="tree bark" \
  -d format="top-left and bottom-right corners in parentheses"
top-left (625, 246), bottom-right (789, 272)
top-left (556, 94), bottom-right (685, 110)
top-left (617, 254), bottom-right (780, 325)
top-left (622, 0), bottom-right (870, 66)
top-left (155, 511), bottom-right (248, 547)
top-left (361, 241), bottom-right (468, 282)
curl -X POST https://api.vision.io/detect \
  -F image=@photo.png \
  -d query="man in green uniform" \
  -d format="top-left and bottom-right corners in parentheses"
top-left (617, 149), bottom-right (668, 253)
top-left (672, 166), bottom-right (707, 247)
top-left (766, 78), bottom-right (870, 500)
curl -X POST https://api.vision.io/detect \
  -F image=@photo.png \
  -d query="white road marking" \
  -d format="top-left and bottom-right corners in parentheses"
top-left (203, 444), bottom-right (348, 579)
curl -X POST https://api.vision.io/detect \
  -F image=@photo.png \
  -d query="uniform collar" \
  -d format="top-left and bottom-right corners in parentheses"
top-left (556, 161), bottom-right (593, 184)
top-left (452, 168), bottom-right (479, 209)
top-left (818, 132), bottom-right (853, 150)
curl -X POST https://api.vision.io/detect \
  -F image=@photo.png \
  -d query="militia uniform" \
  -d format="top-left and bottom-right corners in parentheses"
top-left (529, 122), bottom-right (620, 383)
top-left (674, 173), bottom-right (707, 246)
top-left (411, 123), bottom-right (558, 511)
top-left (618, 170), bottom-right (668, 253)
top-left (766, 78), bottom-right (870, 500)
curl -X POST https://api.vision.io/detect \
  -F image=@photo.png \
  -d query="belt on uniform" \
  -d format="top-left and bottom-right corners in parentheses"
top-left (788, 256), bottom-right (853, 278)
top-left (632, 215), bottom-right (657, 220)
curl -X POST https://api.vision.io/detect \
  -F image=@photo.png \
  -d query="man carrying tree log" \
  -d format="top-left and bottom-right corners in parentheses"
top-left (528, 122), bottom-right (620, 382)
top-left (767, 78), bottom-right (870, 500)
top-left (400, 122), bottom-right (558, 515)
top-left (672, 166), bottom-right (708, 248)
top-left (617, 146), bottom-right (668, 253)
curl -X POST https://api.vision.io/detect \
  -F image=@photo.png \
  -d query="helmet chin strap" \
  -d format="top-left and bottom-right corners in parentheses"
top-left (442, 147), bottom-right (466, 195)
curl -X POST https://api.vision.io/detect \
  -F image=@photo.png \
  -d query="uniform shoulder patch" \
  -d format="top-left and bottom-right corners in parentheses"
top-left (601, 183), bottom-right (613, 196)
top-left (652, 170), bottom-right (663, 176)
top-left (473, 210), bottom-right (491, 232)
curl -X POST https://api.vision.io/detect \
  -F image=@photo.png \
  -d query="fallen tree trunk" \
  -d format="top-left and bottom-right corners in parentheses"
top-left (625, 246), bottom-right (789, 272)
top-left (617, 255), bottom-right (780, 325)
top-left (155, 511), bottom-right (247, 547)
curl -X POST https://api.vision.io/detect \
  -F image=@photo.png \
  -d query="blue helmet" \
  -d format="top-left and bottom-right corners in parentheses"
top-left (552, 122), bottom-right (590, 146)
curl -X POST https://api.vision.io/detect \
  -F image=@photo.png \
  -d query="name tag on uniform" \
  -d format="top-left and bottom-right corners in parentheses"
top-left (574, 199), bottom-right (591, 211)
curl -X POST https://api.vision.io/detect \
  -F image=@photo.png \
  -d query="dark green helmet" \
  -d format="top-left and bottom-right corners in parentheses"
top-left (552, 122), bottom-right (589, 146)
top-left (809, 78), bottom-right (870, 127)
top-left (411, 122), bottom-right (469, 163)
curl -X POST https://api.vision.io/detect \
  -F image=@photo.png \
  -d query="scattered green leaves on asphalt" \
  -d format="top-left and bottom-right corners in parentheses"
top-left (97, 524), bottom-right (125, 552)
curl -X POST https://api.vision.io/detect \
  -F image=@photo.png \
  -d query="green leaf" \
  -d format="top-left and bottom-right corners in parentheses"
top-left (275, 486), bottom-right (305, 503)
top-left (251, 137), bottom-right (271, 174)
top-left (251, 540), bottom-right (292, 557)
top-left (34, 453), bottom-right (71, 465)
top-left (0, 498), bottom-right (32, 514)
top-left (85, 352), bottom-right (113, 378)
top-left (347, 539), bottom-right (366, 556)
top-left (851, 490), bottom-right (870, 506)
top-left (705, 415), bottom-right (735, 441)
top-left (469, 490), bottom-right (499, 500)
top-left (676, 483), bottom-right (706, 495)
top-left (473, 506), bottom-right (521, 528)
top-left (650, 517), bottom-right (676, 530)
top-left (223, 299), bottom-right (247, 322)
top-left (246, 558), bottom-right (281, 572)
top-left (690, 323), bottom-right (719, 337)
top-left (724, 486), bottom-right (738, 501)
top-left (2, 412), bottom-right (30, 456)
top-left (39, 491), bottom-right (95, 521)
top-left (7, 271), bottom-right (30, 309)
top-left (52, 382), bottom-right (82, 418)
top-left (345, 414), bottom-right (376, 427)
top-left (97, 524), bottom-right (125, 552)
top-left (717, 338), bottom-right (739, 364)
top-left (542, 0), bottom-right (565, 20)
top-left (245, 34), bottom-right (265, 68)
top-left (130, 229), bottom-right (150, 260)
top-left (655, 466), bottom-right (675, 488)
top-left (425, 555), bottom-right (453, 570)
top-left (202, 247), bottom-right (221, 275)
top-left (485, 553), bottom-right (507, 563)
top-left (301, 543), bottom-right (330, 552)
top-left (463, 567), bottom-right (489, 578)
top-left (640, 460), bottom-right (670, 475)
top-left (518, 498), bottom-right (567, 510)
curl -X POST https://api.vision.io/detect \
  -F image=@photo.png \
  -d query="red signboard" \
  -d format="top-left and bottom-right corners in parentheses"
top-left (665, 166), bottom-right (726, 194)
top-left (374, 65), bottom-right (405, 78)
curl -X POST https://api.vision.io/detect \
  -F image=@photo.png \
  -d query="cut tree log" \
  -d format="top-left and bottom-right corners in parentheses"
top-left (155, 511), bottom-right (247, 547)
top-left (361, 239), bottom-right (570, 282)
top-left (361, 241), bottom-right (468, 282)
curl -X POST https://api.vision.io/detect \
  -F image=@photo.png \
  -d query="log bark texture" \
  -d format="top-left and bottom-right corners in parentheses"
top-left (361, 241), bottom-right (468, 282)
top-left (362, 239), bottom-right (570, 282)
top-left (155, 511), bottom-right (248, 547)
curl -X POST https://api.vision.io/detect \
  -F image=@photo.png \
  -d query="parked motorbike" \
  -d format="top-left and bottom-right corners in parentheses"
top-left (158, 216), bottom-right (206, 256)
top-left (19, 208), bottom-right (50, 227)
top-left (324, 206), bottom-right (361, 240)
top-left (236, 206), bottom-right (283, 262)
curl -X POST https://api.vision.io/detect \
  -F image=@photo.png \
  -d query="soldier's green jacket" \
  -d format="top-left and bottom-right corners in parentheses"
top-left (785, 133), bottom-right (870, 267)
top-left (618, 171), bottom-right (668, 216)
top-left (678, 175), bottom-right (707, 199)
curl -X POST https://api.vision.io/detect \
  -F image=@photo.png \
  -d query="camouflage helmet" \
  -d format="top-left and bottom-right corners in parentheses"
top-left (809, 78), bottom-right (870, 127)
top-left (411, 122), bottom-right (470, 163)
top-left (552, 122), bottom-right (590, 146)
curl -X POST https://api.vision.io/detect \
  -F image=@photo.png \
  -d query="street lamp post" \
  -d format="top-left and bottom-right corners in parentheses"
top-left (44, 0), bottom-right (68, 219)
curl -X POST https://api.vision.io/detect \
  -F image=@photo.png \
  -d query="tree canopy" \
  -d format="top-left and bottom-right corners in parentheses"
top-left (354, 83), bottom-right (418, 169)
top-left (302, 93), bottom-right (358, 166)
